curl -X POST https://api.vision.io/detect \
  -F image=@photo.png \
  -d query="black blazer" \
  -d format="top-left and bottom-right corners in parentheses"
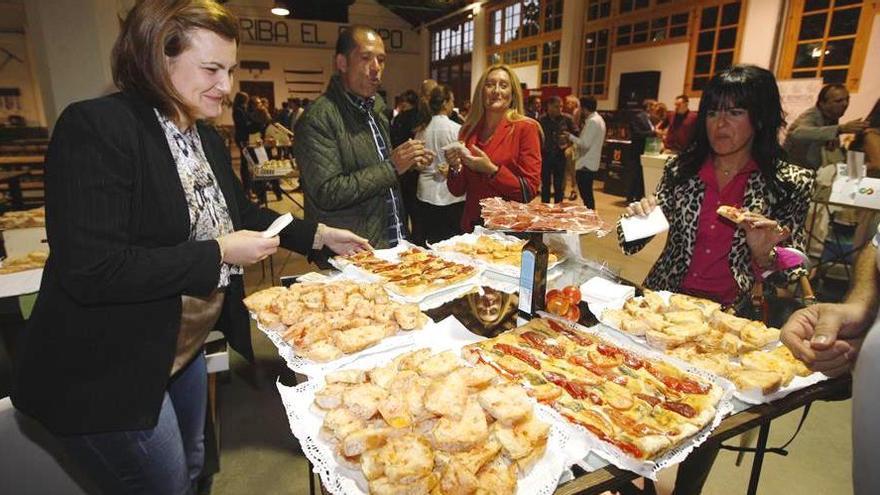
top-left (11, 92), bottom-right (317, 435)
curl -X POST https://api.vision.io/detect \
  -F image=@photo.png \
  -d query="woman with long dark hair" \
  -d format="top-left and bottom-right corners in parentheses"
top-left (620, 64), bottom-right (815, 493)
top-left (622, 64), bottom-right (814, 310)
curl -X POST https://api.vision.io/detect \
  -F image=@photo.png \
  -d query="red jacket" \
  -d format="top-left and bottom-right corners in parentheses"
top-left (447, 115), bottom-right (542, 232)
top-left (663, 110), bottom-right (698, 152)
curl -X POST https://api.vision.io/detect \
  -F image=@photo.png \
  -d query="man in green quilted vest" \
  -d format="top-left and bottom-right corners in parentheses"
top-left (294, 26), bottom-right (433, 248)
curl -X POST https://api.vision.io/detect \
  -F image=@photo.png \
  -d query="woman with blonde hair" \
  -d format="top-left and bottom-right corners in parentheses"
top-left (444, 64), bottom-right (542, 232)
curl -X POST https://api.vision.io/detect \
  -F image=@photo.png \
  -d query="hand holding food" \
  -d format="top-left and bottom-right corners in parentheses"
top-left (625, 196), bottom-right (657, 217)
top-left (319, 225), bottom-right (371, 256)
top-left (780, 302), bottom-right (870, 376)
top-left (462, 145), bottom-right (499, 175)
top-left (391, 139), bottom-right (429, 174)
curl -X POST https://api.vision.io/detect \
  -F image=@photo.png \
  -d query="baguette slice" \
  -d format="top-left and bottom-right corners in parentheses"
top-left (740, 322), bottom-right (781, 349)
top-left (710, 309), bottom-right (751, 336)
top-left (663, 310), bottom-right (704, 325)
top-left (741, 350), bottom-right (795, 386)
top-left (646, 329), bottom-right (689, 350)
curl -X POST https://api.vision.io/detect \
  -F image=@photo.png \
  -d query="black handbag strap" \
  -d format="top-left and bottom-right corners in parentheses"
top-left (518, 175), bottom-right (532, 203)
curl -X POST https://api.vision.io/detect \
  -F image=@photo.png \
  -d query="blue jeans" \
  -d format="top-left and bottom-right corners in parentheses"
top-left (60, 353), bottom-right (207, 495)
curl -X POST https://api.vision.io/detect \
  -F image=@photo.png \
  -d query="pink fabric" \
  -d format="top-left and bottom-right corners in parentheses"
top-left (680, 157), bottom-right (758, 306)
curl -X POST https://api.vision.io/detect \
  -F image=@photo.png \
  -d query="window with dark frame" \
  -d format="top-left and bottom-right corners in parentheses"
top-left (430, 16), bottom-right (475, 110)
top-left (783, 0), bottom-right (871, 87)
top-left (541, 40), bottom-right (561, 85)
top-left (488, 0), bottom-right (564, 47)
top-left (587, 0), bottom-right (612, 21)
top-left (688, 1), bottom-right (744, 93)
top-left (616, 10), bottom-right (689, 48)
top-left (580, 29), bottom-right (610, 98)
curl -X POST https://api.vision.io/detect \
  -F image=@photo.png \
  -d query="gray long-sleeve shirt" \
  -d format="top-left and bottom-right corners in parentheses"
top-left (783, 106), bottom-right (839, 170)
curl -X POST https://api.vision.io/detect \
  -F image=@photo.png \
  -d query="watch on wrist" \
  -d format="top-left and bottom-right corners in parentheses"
top-left (761, 246), bottom-right (778, 269)
top-left (312, 223), bottom-right (326, 250)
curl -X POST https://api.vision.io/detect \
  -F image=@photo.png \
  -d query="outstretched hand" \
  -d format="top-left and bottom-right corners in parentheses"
top-left (780, 302), bottom-right (873, 376)
top-left (321, 226), bottom-right (371, 256)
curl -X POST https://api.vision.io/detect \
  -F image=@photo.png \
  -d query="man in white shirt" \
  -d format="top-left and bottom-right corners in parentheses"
top-left (413, 84), bottom-right (466, 245)
top-left (566, 96), bottom-right (606, 209)
top-left (781, 235), bottom-right (880, 495)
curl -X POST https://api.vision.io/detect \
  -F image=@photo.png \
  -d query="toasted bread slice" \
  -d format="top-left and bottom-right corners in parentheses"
top-left (726, 368), bottom-right (783, 394)
top-left (710, 309), bottom-right (751, 336)
top-left (741, 350), bottom-right (795, 386)
top-left (646, 329), bottom-right (689, 350)
top-left (769, 346), bottom-right (812, 377)
top-left (740, 322), bottom-right (781, 348)
top-left (663, 310), bottom-right (704, 325)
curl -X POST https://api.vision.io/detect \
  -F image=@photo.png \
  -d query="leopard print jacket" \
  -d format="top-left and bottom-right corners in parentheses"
top-left (617, 157), bottom-right (815, 310)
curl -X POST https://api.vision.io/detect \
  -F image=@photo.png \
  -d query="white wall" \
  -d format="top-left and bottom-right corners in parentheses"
top-left (559, 0), bottom-right (586, 90)
top-left (25, 0), bottom-right (121, 127)
top-left (738, 0), bottom-right (784, 69)
top-left (470, 7), bottom-right (488, 99)
top-left (598, 42), bottom-right (690, 111)
top-left (0, 33), bottom-right (44, 126)
top-left (511, 64), bottom-right (540, 90)
top-left (222, 0), bottom-right (424, 125)
top-left (844, 13), bottom-right (880, 121)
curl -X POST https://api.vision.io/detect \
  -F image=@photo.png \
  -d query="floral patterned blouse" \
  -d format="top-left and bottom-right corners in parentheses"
top-left (155, 110), bottom-right (240, 287)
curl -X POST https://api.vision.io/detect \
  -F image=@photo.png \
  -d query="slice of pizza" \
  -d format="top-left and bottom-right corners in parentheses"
top-left (717, 205), bottom-right (747, 223)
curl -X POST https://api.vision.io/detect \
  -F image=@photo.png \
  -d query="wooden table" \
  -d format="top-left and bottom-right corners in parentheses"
top-left (0, 155), bottom-right (45, 208)
top-left (0, 155), bottom-right (44, 167)
top-left (294, 258), bottom-right (850, 495)
top-left (553, 375), bottom-right (849, 495)
top-left (0, 170), bottom-right (27, 209)
top-left (421, 262), bottom-right (849, 495)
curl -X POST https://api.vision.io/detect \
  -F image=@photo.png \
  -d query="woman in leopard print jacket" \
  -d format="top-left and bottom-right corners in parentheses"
top-left (619, 64), bottom-right (815, 495)
top-left (620, 65), bottom-right (814, 313)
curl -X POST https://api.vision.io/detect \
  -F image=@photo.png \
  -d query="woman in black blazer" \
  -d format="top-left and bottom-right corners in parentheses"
top-left (10, 1), bottom-right (368, 493)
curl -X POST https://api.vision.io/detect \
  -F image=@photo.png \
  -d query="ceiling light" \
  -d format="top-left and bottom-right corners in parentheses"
top-left (271, 1), bottom-right (290, 16)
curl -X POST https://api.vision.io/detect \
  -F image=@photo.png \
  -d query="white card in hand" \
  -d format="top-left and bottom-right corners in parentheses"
top-left (262, 213), bottom-right (293, 238)
top-left (440, 141), bottom-right (474, 160)
top-left (620, 207), bottom-right (669, 242)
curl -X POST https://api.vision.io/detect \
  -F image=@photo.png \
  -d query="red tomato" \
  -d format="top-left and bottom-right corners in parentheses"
top-left (546, 296), bottom-right (570, 316)
top-left (545, 289), bottom-right (562, 305)
top-left (565, 304), bottom-right (580, 322)
top-left (562, 286), bottom-right (582, 305)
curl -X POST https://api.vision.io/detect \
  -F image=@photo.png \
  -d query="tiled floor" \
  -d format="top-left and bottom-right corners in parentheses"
top-left (212, 177), bottom-right (853, 495)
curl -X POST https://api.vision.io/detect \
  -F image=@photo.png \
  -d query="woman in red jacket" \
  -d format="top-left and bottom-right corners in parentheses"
top-left (444, 64), bottom-right (542, 232)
